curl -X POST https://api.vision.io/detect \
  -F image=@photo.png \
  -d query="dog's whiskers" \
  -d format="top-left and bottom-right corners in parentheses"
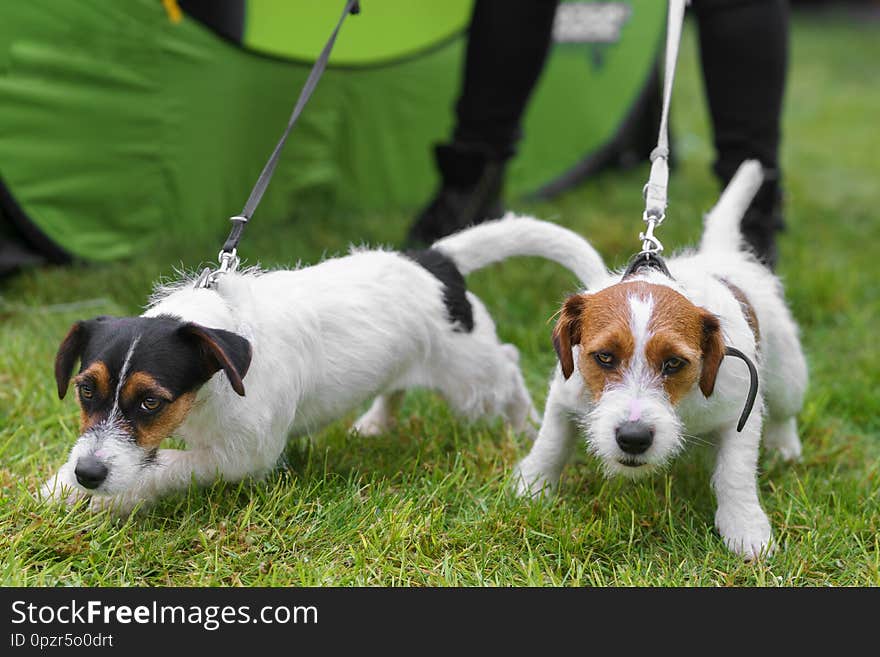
top-left (680, 432), bottom-right (713, 448)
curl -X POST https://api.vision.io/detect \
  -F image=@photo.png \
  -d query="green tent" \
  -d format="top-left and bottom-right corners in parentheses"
top-left (0, 0), bottom-right (664, 269)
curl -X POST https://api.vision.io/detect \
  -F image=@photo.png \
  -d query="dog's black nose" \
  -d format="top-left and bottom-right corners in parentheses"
top-left (75, 455), bottom-right (108, 489)
top-left (615, 421), bottom-right (654, 455)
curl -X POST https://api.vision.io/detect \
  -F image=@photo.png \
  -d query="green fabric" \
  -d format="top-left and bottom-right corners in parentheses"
top-left (0, 0), bottom-right (663, 262)
top-left (243, 0), bottom-right (473, 65)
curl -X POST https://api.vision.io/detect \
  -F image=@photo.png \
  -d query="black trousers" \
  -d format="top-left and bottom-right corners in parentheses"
top-left (453, 0), bottom-right (789, 197)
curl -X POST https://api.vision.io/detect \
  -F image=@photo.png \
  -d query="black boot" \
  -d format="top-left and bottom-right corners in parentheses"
top-left (739, 168), bottom-right (785, 270)
top-left (405, 142), bottom-right (507, 248)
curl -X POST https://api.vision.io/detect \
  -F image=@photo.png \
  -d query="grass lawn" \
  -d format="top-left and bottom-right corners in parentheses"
top-left (1, 12), bottom-right (877, 586)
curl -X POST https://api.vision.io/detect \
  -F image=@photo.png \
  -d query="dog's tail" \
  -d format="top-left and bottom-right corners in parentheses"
top-left (699, 160), bottom-right (764, 255)
top-left (431, 213), bottom-right (606, 287)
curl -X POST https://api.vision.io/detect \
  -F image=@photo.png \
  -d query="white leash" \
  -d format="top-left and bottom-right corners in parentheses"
top-left (639, 0), bottom-right (688, 258)
top-left (625, 1), bottom-right (760, 434)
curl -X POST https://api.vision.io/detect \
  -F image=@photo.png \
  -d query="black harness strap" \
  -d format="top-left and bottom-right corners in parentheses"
top-left (621, 251), bottom-right (673, 280)
top-left (220, 0), bottom-right (360, 256)
top-left (725, 346), bottom-right (759, 432)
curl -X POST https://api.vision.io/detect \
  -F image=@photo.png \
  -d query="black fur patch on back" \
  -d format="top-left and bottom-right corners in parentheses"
top-left (404, 249), bottom-right (474, 332)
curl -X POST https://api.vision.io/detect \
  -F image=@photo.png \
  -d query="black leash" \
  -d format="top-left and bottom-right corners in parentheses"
top-left (196, 0), bottom-right (360, 288)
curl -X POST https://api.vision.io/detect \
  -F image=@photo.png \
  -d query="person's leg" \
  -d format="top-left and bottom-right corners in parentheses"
top-left (406, 0), bottom-right (560, 246)
top-left (693, 0), bottom-right (789, 268)
top-left (454, 0), bottom-right (561, 154)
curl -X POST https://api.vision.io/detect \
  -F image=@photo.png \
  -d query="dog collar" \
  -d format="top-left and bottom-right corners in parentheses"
top-left (621, 251), bottom-right (673, 280)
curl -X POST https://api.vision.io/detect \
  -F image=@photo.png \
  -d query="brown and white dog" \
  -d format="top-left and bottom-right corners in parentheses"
top-left (514, 162), bottom-right (808, 559)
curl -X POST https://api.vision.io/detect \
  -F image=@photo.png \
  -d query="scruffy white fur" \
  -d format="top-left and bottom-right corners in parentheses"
top-left (41, 216), bottom-right (606, 513)
top-left (514, 162), bottom-right (808, 560)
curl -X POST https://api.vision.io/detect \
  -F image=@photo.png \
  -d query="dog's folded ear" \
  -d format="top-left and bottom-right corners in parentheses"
top-left (55, 321), bottom-right (88, 399)
top-left (179, 323), bottom-right (252, 396)
top-left (552, 294), bottom-right (587, 380)
top-left (699, 312), bottom-right (726, 397)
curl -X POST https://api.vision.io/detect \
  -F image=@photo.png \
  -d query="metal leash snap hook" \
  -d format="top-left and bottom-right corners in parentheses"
top-left (639, 212), bottom-right (665, 256)
top-left (217, 248), bottom-right (239, 275)
top-left (193, 266), bottom-right (213, 289)
top-left (643, 207), bottom-right (665, 227)
top-left (193, 248), bottom-right (239, 290)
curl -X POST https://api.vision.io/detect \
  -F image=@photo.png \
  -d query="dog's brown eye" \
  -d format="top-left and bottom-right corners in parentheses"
top-left (594, 352), bottom-right (616, 368)
top-left (662, 357), bottom-right (686, 374)
top-left (140, 397), bottom-right (163, 413)
top-left (78, 383), bottom-right (94, 400)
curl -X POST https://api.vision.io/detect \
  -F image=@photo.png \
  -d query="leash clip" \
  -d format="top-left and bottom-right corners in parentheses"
top-left (639, 211), bottom-right (665, 256)
top-left (622, 209), bottom-right (668, 279)
top-left (218, 248), bottom-right (240, 275)
top-left (193, 248), bottom-right (240, 290)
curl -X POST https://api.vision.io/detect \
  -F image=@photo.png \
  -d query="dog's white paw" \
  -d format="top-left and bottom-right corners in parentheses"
top-left (772, 442), bottom-right (802, 463)
top-left (715, 505), bottom-right (774, 561)
top-left (38, 472), bottom-right (87, 507)
top-left (350, 415), bottom-right (390, 437)
top-left (763, 418), bottom-right (802, 463)
top-left (512, 459), bottom-right (557, 499)
top-left (87, 493), bottom-right (146, 516)
top-left (351, 397), bottom-right (398, 437)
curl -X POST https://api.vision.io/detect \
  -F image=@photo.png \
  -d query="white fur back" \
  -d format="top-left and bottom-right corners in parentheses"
top-left (699, 160), bottom-right (764, 255)
top-left (432, 213), bottom-right (606, 287)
